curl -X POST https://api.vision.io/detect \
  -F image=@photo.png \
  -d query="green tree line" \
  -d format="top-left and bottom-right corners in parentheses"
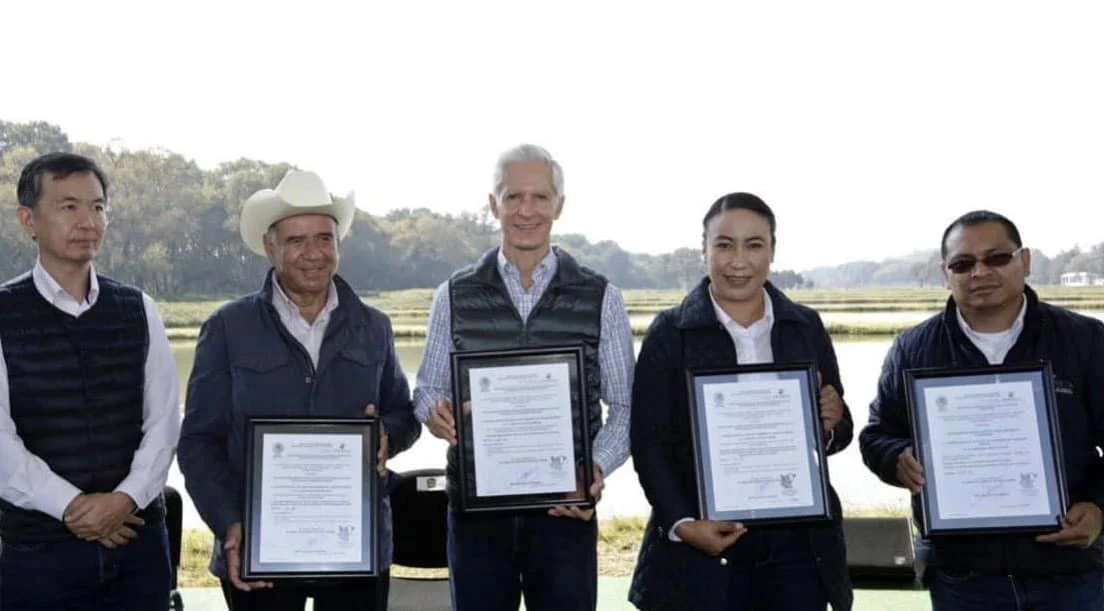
top-left (1, 121), bottom-right (718, 297)
top-left (5, 120), bottom-right (1100, 297)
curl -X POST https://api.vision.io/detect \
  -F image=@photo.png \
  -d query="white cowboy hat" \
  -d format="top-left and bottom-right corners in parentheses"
top-left (239, 169), bottom-right (355, 255)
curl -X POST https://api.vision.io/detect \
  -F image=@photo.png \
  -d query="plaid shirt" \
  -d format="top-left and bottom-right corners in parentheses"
top-left (413, 249), bottom-right (634, 476)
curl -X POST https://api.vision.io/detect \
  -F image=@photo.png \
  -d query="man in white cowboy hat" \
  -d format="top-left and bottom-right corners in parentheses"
top-left (178, 169), bottom-right (420, 611)
top-left (0, 152), bottom-right (180, 610)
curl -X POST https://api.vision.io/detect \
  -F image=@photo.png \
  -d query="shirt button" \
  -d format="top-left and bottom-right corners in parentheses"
top-left (305, 376), bottom-right (312, 384)
top-left (720, 558), bottom-right (728, 567)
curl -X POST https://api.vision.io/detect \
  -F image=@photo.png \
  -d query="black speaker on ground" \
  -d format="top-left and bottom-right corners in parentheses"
top-left (842, 517), bottom-right (918, 587)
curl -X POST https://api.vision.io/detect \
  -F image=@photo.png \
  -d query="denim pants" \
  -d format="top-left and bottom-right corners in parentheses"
top-left (930, 568), bottom-right (1104, 611)
top-left (447, 510), bottom-right (598, 611)
top-left (0, 521), bottom-right (171, 611)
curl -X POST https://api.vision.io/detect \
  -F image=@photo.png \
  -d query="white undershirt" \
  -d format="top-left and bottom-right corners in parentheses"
top-left (956, 297), bottom-right (1027, 365)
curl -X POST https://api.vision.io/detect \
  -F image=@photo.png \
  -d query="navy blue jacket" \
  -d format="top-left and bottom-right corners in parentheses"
top-left (177, 272), bottom-right (420, 578)
top-left (860, 285), bottom-right (1104, 575)
top-left (629, 278), bottom-right (853, 611)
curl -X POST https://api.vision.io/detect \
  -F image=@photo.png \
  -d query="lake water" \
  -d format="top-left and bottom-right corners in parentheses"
top-left (166, 336), bottom-right (911, 531)
top-left (168, 309), bottom-right (1104, 530)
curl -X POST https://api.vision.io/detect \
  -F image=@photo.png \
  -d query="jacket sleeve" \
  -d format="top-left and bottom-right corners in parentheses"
top-left (1081, 320), bottom-right (1104, 510)
top-left (177, 314), bottom-right (242, 538)
top-left (630, 313), bottom-right (696, 530)
top-left (859, 334), bottom-right (913, 487)
top-left (378, 317), bottom-right (420, 457)
top-left (815, 314), bottom-right (853, 455)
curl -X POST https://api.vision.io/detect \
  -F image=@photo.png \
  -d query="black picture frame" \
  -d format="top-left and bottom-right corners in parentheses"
top-left (904, 362), bottom-right (1068, 537)
top-left (450, 345), bottom-right (594, 513)
top-left (242, 417), bottom-right (379, 580)
top-left (686, 362), bottom-right (832, 525)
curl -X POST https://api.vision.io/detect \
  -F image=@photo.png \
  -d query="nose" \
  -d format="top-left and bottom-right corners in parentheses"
top-left (76, 209), bottom-right (99, 229)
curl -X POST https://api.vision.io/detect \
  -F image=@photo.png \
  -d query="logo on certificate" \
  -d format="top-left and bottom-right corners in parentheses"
top-left (1019, 472), bottom-right (1038, 495)
top-left (336, 524), bottom-right (356, 546)
top-left (779, 472), bottom-right (797, 495)
top-left (272, 442), bottom-right (285, 459)
top-left (712, 392), bottom-right (725, 409)
top-left (549, 455), bottom-right (566, 472)
top-left (479, 377), bottom-right (491, 392)
top-left (936, 396), bottom-right (948, 412)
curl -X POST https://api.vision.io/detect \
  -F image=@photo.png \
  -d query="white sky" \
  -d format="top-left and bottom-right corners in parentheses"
top-left (5, 1), bottom-right (1104, 271)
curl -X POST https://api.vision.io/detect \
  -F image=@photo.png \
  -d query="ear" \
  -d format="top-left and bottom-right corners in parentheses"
top-left (552, 195), bottom-right (565, 220)
top-left (16, 206), bottom-right (36, 241)
top-left (941, 264), bottom-right (951, 288)
top-left (1021, 248), bottom-right (1032, 278)
top-left (488, 193), bottom-right (501, 219)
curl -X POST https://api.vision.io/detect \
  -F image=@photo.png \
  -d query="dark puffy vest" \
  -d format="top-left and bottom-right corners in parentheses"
top-left (447, 247), bottom-right (606, 502)
top-left (0, 273), bottom-right (154, 543)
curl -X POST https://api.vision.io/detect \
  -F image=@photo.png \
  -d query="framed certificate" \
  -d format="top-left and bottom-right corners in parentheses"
top-left (687, 363), bottom-right (832, 525)
top-left (451, 345), bottom-right (594, 513)
top-left (242, 418), bottom-right (379, 580)
top-left (905, 362), bottom-right (1068, 537)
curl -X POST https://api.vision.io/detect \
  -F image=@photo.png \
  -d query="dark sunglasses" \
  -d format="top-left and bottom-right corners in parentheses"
top-left (945, 247), bottom-right (1024, 274)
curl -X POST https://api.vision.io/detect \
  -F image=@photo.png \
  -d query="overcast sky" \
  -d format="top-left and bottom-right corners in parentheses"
top-left (6, 1), bottom-right (1103, 271)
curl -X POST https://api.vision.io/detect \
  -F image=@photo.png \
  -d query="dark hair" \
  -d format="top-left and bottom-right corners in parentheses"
top-left (940, 210), bottom-right (1022, 259)
top-left (16, 152), bottom-right (108, 209)
top-left (702, 192), bottom-right (776, 247)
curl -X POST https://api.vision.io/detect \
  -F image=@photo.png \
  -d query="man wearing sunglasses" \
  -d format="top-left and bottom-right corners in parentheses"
top-left (860, 210), bottom-right (1104, 609)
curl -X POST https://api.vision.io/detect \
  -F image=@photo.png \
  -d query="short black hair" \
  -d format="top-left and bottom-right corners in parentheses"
top-left (702, 192), bottom-right (776, 247)
top-left (940, 210), bottom-right (1022, 259)
top-left (17, 152), bottom-right (108, 209)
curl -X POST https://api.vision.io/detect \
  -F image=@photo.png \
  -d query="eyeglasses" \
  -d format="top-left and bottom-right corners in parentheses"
top-left (944, 247), bottom-right (1024, 274)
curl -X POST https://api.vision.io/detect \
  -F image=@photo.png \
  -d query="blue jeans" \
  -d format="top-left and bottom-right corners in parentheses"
top-left (930, 568), bottom-right (1104, 610)
top-left (447, 510), bottom-right (597, 611)
top-left (0, 522), bottom-right (171, 611)
top-left (722, 529), bottom-right (828, 611)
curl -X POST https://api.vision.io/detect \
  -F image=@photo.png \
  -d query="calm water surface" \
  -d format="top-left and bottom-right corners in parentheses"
top-left (167, 335), bottom-right (909, 530)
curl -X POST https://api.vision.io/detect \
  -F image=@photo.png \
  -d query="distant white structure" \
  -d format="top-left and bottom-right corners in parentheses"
top-left (1060, 271), bottom-right (1104, 286)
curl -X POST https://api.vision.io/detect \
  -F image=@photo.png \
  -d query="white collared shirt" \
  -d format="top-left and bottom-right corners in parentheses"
top-left (710, 287), bottom-right (775, 364)
top-left (0, 260), bottom-right (181, 521)
top-left (956, 297), bottom-right (1028, 365)
top-left (270, 272), bottom-right (339, 368)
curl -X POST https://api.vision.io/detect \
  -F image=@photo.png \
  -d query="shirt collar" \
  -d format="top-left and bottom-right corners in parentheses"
top-left (709, 287), bottom-right (774, 334)
top-left (956, 293), bottom-right (1028, 338)
top-left (32, 258), bottom-right (99, 307)
top-left (496, 248), bottom-right (558, 281)
top-left (270, 270), bottom-right (339, 322)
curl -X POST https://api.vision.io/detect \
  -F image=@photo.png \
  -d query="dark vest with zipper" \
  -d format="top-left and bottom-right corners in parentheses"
top-left (447, 247), bottom-right (606, 502)
top-left (0, 272), bottom-right (158, 544)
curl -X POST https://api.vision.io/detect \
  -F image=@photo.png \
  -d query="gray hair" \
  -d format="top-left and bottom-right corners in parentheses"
top-left (492, 144), bottom-right (564, 200)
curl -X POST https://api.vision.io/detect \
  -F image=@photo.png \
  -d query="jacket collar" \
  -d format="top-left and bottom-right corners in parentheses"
top-left (675, 277), bottom-right (808, 330)
top-left (941, 284), bottom-right (1040, 336)
top-left (941, 284), bottom-right (1042, 361)
top-left (259, 270), bottom-right (363, 324)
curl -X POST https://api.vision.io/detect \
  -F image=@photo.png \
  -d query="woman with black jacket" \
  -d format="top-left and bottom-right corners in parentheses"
top-left (628, 193), bottom-right (853, 611)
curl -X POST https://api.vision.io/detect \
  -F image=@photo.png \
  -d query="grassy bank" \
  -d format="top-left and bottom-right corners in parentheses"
top-left (160, 286), bottom-right (1104, 341)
